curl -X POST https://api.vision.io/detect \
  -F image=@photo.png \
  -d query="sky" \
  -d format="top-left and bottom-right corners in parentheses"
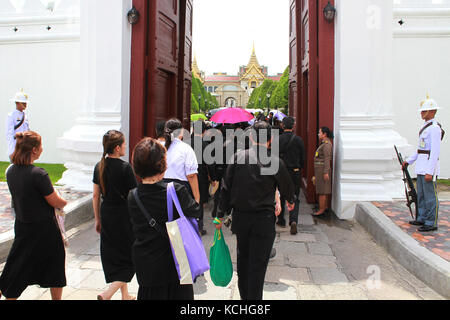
top-left (192, 0), bottom-right (290, 77)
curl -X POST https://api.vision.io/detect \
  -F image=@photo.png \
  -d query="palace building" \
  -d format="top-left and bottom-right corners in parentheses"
top-left (195, 44), bottom-right (282, 108)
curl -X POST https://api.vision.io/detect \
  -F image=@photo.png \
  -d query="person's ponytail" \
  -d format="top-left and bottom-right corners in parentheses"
top-left (98, 151), bottom-right (107, 196)
top-left (163, 118), bottom-right (182, 150)
top-left (163, 127), bottom-right (173, 151)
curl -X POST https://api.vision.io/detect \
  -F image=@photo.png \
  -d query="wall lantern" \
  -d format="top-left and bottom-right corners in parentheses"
top-left (323, 1), bottom-right (336, 22)
top-left (127, 6), bottom-right (140, 25)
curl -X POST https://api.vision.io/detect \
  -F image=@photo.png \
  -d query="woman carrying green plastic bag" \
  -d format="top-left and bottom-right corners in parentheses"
top-left (210, 218), bottom-right (233, 287)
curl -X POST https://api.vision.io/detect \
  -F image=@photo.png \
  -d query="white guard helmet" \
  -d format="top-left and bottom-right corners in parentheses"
top-left (10, 89), bottom-right (30, 104)
top-left (418, 93), bottom-right (439, 112)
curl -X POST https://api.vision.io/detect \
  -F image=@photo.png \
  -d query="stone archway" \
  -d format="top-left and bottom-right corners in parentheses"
top-left (224, 97), bottom-right (237, 108)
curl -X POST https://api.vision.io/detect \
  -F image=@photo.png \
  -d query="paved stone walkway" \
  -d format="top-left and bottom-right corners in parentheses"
top-left (0, 196), bottom-right (443, 300)
top-left (373, 201), bottom-right (450, 261)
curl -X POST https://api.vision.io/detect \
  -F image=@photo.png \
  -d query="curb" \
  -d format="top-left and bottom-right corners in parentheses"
top-left (355, 202), bottom-right (450, 299)
top-left (0, 195), bottom-right (93, 263)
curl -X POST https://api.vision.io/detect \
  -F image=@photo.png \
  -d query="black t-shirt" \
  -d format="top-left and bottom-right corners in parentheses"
top-left (93, 158), bottom-right (137, 204)
top-left (7, 165), bottom-right (55, 223)
top-left (219, 146), bottom-right (295, 215)
top-left (279, 132), bottom-right (305, 169)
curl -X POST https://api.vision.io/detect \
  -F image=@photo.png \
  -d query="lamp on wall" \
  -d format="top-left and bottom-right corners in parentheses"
top-left (323, 1), bottom-right (336, 22)
top-left (127, 6), bottom-right (140, 25)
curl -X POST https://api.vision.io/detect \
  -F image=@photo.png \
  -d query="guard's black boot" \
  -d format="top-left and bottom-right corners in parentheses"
top-left (418, 225), bottom-right (438, 232)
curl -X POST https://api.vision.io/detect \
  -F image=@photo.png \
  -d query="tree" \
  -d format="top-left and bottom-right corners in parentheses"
top-left (191, 73), bottom-right (218, 114)
top-left (191, 75), bottom-right (205, 112)
top-left (248, 79), bottom-right (275, 112)
top-left (191, 93), bottom-right (199, 113)
top-left (270, 66), bottom-right (289, 113)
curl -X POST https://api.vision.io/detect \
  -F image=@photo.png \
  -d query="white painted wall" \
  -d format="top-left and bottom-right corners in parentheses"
top-left (392, 0), bottom-right (450, 178)
top-left (57, 0), bottom-right (132, 191)
top-left (333, 0), bottom-right (410, 219)
top-left (0, 0), bottom-right (80, 164)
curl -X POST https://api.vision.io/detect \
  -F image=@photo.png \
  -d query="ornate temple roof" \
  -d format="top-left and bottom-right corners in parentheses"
top-left (247, 42), bottom-right (262, 69)
top-left (192, 54), bottom-right (204, 83)
top-left (240, 43), bottom-right (267, 83)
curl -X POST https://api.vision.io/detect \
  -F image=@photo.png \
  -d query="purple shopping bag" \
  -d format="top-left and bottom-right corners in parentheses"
top-left (166, 183), bottom-right (210, 285)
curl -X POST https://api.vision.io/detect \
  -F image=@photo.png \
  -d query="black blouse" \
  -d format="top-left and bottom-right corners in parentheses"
top-left (93, 158), bottom-right (137, 205)
top-left (127, 181), bottom-right (201, 287)
top-left (7, 165), bottom-right (55, 223)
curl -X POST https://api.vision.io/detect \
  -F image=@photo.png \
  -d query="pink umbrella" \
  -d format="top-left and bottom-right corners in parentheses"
top-left (210, 108), bottom-right (254, 124)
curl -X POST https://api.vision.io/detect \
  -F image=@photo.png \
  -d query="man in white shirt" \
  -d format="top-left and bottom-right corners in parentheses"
top-left (403, 95), bottom-right (444, 232)
top-left (6, 89), bottom-right (30, 161)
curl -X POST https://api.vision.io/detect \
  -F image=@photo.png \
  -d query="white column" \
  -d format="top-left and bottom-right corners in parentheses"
top-left (57, 0), bottom-right (132, 191)
top-left (333, 0), bottom-right (413, 219)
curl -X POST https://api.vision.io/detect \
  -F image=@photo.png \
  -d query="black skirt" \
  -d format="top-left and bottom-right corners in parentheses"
top-left (100, 202), bottom-right (135, 283)
top-left (0, 217), bottom-right (66, 298)
top-left (137, 283), bottom-right (194, 300)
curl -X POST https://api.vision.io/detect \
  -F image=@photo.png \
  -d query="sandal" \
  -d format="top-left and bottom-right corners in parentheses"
top-left (311, 210), bottom-right (327, 217)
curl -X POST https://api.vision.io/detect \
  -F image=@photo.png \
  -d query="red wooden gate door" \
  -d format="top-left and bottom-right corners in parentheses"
top-left (178, 0), bottom-right (193, 129)
top-left (290, 0), bottom-right (334, 204)
top-left (129, 0), bottom-right (191, 155)
top-left (290, 0), bottom-right (318, 203)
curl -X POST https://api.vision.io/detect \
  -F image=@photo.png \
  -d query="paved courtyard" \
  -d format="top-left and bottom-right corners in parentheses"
top-left (0, 195), bottom-right (444, 300)
top-left (373, 201), bottom-right (450, 262)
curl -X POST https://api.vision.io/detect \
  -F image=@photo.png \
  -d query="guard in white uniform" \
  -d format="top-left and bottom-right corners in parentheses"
top-left (404, 95), bottom-right (444, 232)
top-left (6, 89), bottom-right (30, 160)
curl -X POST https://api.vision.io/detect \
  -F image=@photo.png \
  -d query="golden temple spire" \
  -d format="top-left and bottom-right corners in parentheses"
top-left (247, 42), bottom-right (261, 69)
top-left (192, 53), bottom-right (204, 83)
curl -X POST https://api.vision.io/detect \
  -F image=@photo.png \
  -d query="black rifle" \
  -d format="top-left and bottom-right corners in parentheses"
top-left (394, 146), bottom-right (418, 221)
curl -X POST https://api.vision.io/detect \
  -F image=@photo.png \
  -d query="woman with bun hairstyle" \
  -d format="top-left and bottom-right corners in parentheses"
top-left (127, 137), bottom-right (201, 300)
top-left (312, 127), bottom-right (334, 217)
top-left (162, 118), bottom-right (200, 205)
top-left (0, 131), bottom-right (67, 300)
top-left (92, 130), bottom-right (137, 300)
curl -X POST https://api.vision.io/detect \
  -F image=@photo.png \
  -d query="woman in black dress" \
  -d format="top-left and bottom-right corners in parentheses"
top-left (128, 137), bottom-right (201, 300)
top-left (0, 131), bottom-right (67, 300)
top-left (93, 130), bottom-right (137, 300)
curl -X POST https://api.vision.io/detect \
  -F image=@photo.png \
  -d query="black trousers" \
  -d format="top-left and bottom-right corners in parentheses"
top-left (231, 211), bottom-right (276, 300)
top-left (279, 169), bottom-right (301, 225)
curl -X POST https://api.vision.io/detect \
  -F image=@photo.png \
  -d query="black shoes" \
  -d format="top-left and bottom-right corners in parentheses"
top-left (290, 222), bottom-right (298, 235)
top-left (418, 226), bottom-right (438, 232)
top-left (269, 248), bottom-right (276, 259)
top-left (409, 221), bottom-right (438, 232)
top-left (276, 221), bottom-right (286, 227)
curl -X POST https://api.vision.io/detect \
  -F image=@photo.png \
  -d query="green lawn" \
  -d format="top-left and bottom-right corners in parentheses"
top-left (0, 162), bottom-right (66, 185)
top-left (438, 179), bottom-right (450, 187)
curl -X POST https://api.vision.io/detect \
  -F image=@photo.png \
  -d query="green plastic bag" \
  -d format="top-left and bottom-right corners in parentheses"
top-left (209, 227), bottom-right (233, 287)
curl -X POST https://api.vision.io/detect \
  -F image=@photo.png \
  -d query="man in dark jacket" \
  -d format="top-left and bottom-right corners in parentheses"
top-left (277, 117), bottom-right (305, 235)
top-left (218, 121), bottom-right (295, 300)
